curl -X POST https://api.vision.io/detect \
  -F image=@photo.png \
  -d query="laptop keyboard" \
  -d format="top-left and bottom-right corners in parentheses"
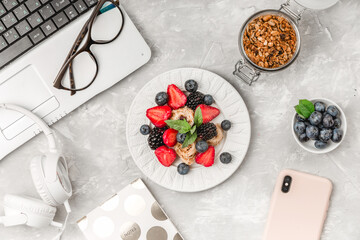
top-left (0, 0), bottom-right (97, 69)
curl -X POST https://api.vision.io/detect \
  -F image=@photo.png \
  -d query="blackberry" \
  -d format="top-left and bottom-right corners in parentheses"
top-left (197, 123), bottom-right (217, 141)
top-left (148, 127), bottom-right (166, 150)
top-left (186, 92), bottom-right (204, 110)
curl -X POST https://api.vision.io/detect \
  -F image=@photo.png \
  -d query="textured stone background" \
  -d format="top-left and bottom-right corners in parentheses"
top-left (0, 0), bottom-right (359, 239)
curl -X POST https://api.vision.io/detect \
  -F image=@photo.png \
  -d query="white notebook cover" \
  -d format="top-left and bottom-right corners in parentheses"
top-left (77, 179), bottom-right (183, 240)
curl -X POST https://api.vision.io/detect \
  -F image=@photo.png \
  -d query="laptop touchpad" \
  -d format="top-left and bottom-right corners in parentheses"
top-left (0, 65), bottom-right (59, 140)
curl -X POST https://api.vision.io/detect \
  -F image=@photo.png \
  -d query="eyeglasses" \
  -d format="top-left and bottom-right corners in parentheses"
top-left (53, 0), bottom-right (124, 95)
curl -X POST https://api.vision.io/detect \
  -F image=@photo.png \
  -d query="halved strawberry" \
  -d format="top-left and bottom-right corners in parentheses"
top-left (155, 146), bottom-right (177, 167)
top-left (195, 146), bottom-right (215, 167)
top-left (167, 84), bottom-right (187, 109)
top-left (163, 128), bottom-right (178, 147)
top-left (146, 106), bottom-right (172, 128)
top-left (196, 104), bottom-right (220, 123)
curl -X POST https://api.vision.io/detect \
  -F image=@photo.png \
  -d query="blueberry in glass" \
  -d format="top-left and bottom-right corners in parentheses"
top-left (332, 129), bottom-right (343, 143)
top-left (314, 102), bottom-right (326, 112)
top-left (306, 125), bottom-right (319, 140)
top-left (298, 133), bottom-right (309, 142)
top-left (333, 118), bottom-right (341, 128)
top-left (326, 105), bottom-right (339, 117)
top-left (294, 121), bottom-right (306, 135)
top-left (323, 114), bottom-right (334, 128)
top-left (319, 129), bottom-right (333, 142)
top-left (314, 140), bottom-right (327, 149)
top-left (309, 111), bottom-right (322, 126)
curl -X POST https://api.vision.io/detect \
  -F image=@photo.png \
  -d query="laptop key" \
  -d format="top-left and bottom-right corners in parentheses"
top-left (83, 0), bottom-right (96, 7)
top-left (0, 36), bottom-right (7, 51)
top-left (0, 3), bottom-right (6, 16)
top-left (51, 0), bottom-right (70, 12)
top-left (40, 19), bottom-right (56, 36)
top-left (0, 36), bottom-right (33, 68)
top-left (3, 27), bottom-right (19, 44)
top-left (15, 20), bottom-right (31, 36)
top-left (28, 27), bottom-right (44, 43)
top-left (2, 0), bottom-right (18, 11)
top-left (40, 0), bottom-right (48, 4)
top-left (52, 11), bottom-right (68, 28)
top-left (13, 4), bottom-right (30, 20)
top-left (27, 12), bottom-right (43, 28)
top-left (0, 21), bottom-right (5, 33)
top-left (64, 5), bottom-right (77, 19)
top-left (25, 0), bottom-right (40, 12)
top-left (39, 4), bottom-right (55, 19)
top-left (1, 12), bottom-right (17, 28)
top-left (73, 0), bottom-right (87, 14)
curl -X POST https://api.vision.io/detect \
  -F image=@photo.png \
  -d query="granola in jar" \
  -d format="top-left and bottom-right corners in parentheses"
top-left (243, 14), bottom-right (297, 69)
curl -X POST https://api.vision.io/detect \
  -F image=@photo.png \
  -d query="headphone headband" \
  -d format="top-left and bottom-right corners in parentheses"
top-left (0, 103), bottom-right (57, 153)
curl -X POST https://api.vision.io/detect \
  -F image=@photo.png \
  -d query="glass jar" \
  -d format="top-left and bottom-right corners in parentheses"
top-left (233, 0), bottom-right (339, 85)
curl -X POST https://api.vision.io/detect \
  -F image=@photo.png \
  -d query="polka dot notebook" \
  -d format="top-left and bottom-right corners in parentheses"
top-left (77, 179), bottom-right (184, 240)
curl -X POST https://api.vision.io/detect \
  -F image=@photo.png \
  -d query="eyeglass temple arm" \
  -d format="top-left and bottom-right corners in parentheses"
top-left (53, 20), bottom-right (91, 89)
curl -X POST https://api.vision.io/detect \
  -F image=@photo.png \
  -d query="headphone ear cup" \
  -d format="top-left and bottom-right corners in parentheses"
top-left (3, 194), bottom-right (56, 228)
top-left (30, 155), bottom-right (58, 206)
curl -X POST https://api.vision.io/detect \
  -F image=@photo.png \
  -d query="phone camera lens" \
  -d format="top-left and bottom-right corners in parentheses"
top-left (282, 175), bottom-right (292, 193)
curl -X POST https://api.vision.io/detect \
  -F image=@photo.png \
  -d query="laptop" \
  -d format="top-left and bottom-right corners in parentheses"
top-left (0, 0), bottom-right (151, 160)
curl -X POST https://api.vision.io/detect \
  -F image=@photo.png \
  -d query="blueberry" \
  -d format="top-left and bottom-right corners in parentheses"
top-left (140, 125), bottom-right (150, 135)
top-left (327, 105), bottom-right (339, 117)
top-left (204, 94), bottom-right (214, 105)
top-left (185, 80), bottom-right (198, 93)
top-left (309, 111), bottom-right (322, 126)
top-left (304, 121), bottom-right (311, 127)
top-left (318, 123), bottom-right (325, 129)
top-left (314, 140), bottom-right (328, 149)
top-left (177, 163), bottom-right (190, 175)
top-left (319, 129), bottom-right (333, 142)
top-left (298, 133), bottom-right (309, 142)
top-left (333, 118), bottom-right (341, 128)
top-left (196, 140), bottom-right (208, 153)
top-left (221, 120), bottom-right (231, 131)
top-left (296, 114), bottom-right (306, 122)
top-left (155, 92), bottom-right (168, 106)
top-left (176, 133), bottom-right (187, 143)
top-left (306, 125), bottom-right (319, 140)
top-left (323, 114), bottom-right (334, 128)
top-left (294, 121), bottom-right (306, 135)
top-left (220, 152), bottom-right (232, 164)
top-left (314, 102), bottom-right (326, 112)
top-left (332, 129), bottom-right (343, 143)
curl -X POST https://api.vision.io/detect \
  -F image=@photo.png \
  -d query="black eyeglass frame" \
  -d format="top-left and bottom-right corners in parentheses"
top-left (53, 0), bottom-right (124, 95)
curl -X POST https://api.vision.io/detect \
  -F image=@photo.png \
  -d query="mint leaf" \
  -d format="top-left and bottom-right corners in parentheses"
top-left (294, 99), bottom-right (314, 119)
top-left (190, 125), bottom-right (196, 134)
top-left (165, 120), bottom-right (191, 133)
top-left (299, 99), bottom-right (314, 113)
top-left (182, 132), bottom-right (197, 148)
top-left (294, 105), bottom-right (306, 119)
top-left (194, 107), bottom-right (203, 127)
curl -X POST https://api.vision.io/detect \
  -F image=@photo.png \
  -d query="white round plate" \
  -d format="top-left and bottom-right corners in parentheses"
top-left (292, 98), bottom-right (347, 154)
top-left (126, 68), bottom-right (251, 192)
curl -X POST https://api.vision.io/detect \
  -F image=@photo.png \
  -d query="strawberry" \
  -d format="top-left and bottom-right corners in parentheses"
top-left (196, 104), bottom-right (220, 123)
top-left (155, 146), bottom-right (177, 167)
top-left (167, 84), bottom-right (187, 109)
top-left (146, 106), bottom-right (172, 128)
top-left (163, 128), bottom-right (178, 147)
top-left (195, 146), bottom-right (215, 167)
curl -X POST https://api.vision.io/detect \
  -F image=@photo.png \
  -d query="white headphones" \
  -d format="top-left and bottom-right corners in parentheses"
top-left (0, 104), bottom-right (72, 237)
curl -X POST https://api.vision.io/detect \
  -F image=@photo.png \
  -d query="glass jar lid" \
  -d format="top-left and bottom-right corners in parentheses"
top-left (294, 0), bottom-right (339, 10)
